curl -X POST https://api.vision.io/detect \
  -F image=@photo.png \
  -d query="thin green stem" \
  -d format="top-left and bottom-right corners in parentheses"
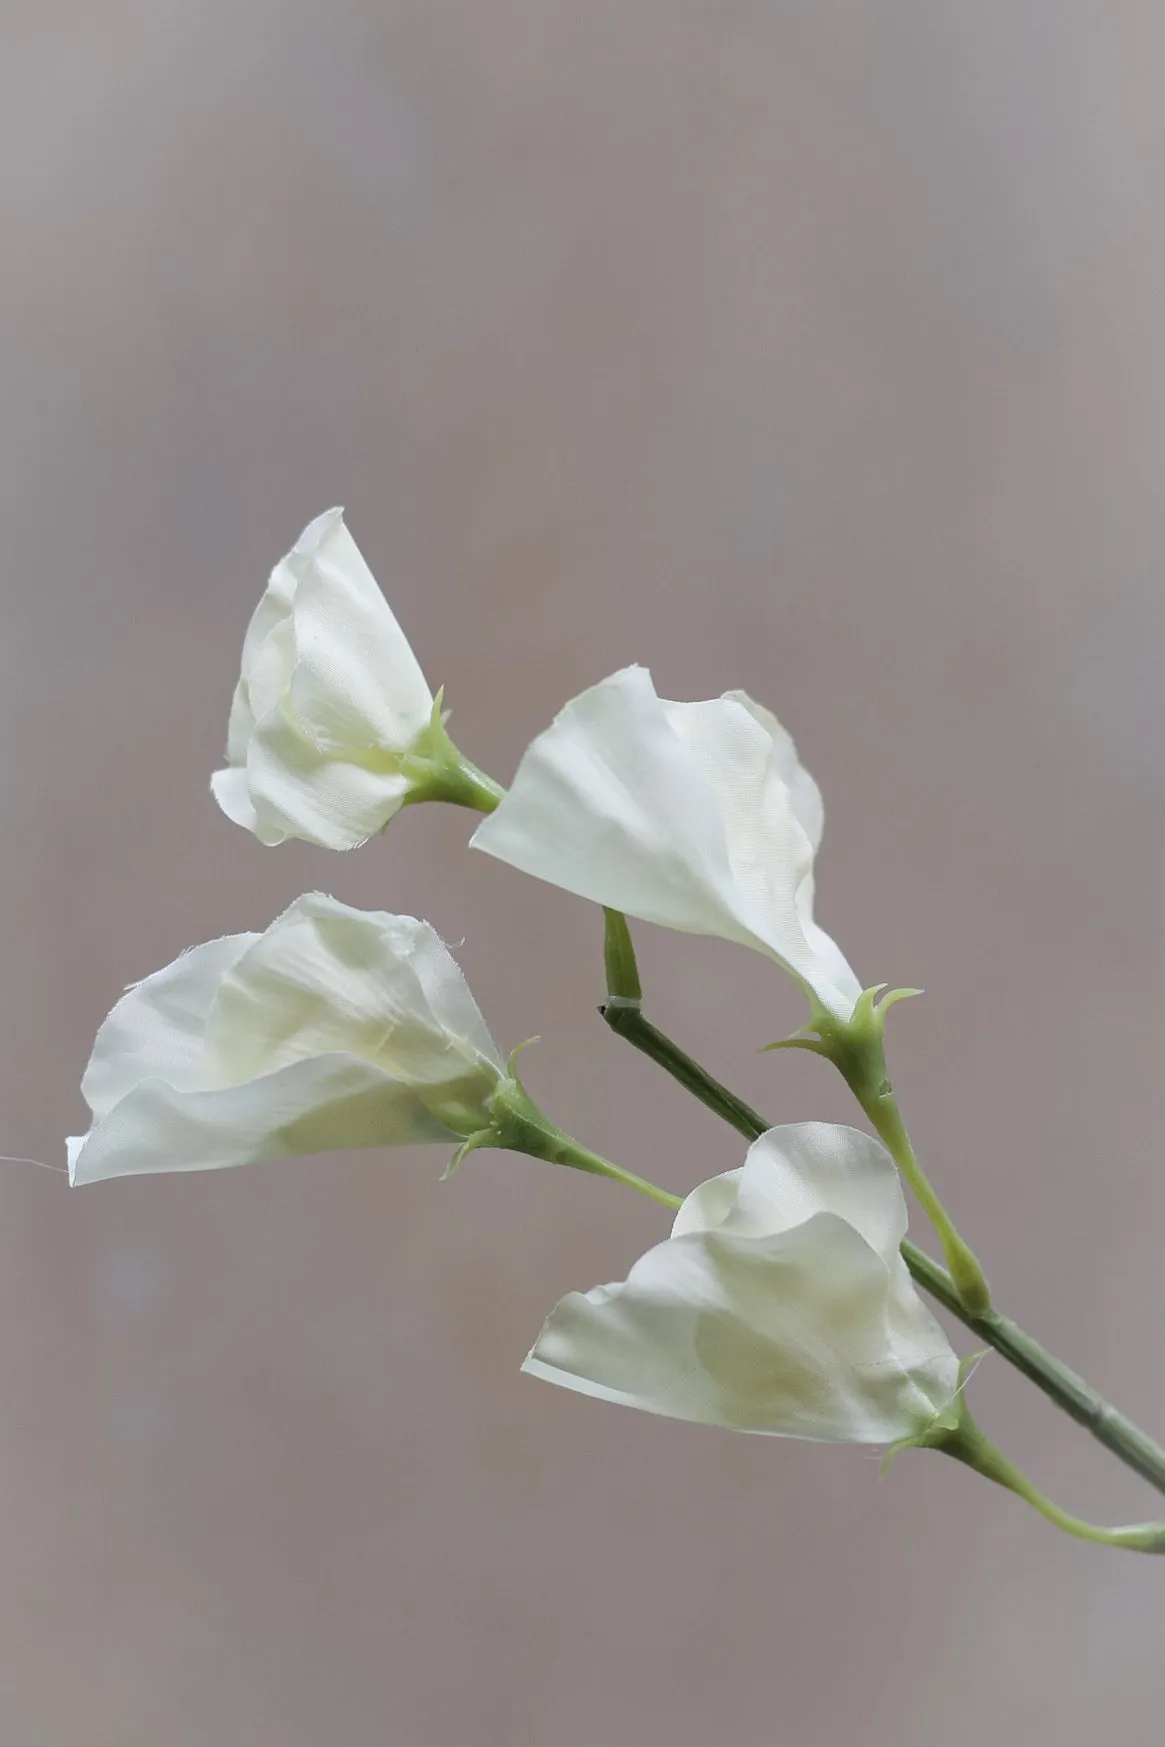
top-left (602, 909), bottom-right (643, 1006)
top-left (485, 1070), bottom-right (682, 1211)
top-left (399, 703), bottom-right (506, 814)
top-left (542, 1135), bottom-right (683, 1211)
top-left (934, 1412), bottom-right (1165, 1553)
top-left (854, 1085), bottom-right (990, 1314)
top-left (901, 1248), bottom-right (1165, 1496)
top-left (809, 998), bottom-right (990, 1313)
top-left (419, 754), bottom-right (506, 814)
top-left (599, 997), bottom-right (1165, 1501)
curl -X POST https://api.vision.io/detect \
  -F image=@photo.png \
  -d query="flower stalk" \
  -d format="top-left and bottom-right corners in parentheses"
top-left (480, 1070), bottom-right (683, 1210)
top-left (598, 911), bottom-right (1165, 1504)
top-left (795, 989), bottom-right (991, 1315)
top-left (902, 1367), bottom-right (1165, 1554)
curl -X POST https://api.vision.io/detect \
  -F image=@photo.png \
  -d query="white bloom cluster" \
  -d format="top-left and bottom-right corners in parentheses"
top-left (71, 511), bottom-right (956, 1449)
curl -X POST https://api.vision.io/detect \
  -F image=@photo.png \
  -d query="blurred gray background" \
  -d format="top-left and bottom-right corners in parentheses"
top-left (2, 3), bottom-right (1163, 1742)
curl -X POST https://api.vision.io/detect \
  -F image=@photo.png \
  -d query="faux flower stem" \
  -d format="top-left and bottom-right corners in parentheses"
top-left (804, 996), bottom-right (991, 1314)
top-left (484, 1072), bottom-right (683, 1211)
top-left (602, 908), bottom-right (643, 1006)
top-left (892, 1251), bottom-right (1165, 1497)
top-left (531, 1131), bottom-right (682, 1211)
top-left (427, 756), bottom-right (508, 814)
top-left (400, 711), bottom-right (508, 814)
top-left (918, 1392), bottom-right (1165, 1553)
top-left (851, 1082), bottom-right (990, 1313)
top-left (598, 976), bottom-right (1165, 1501)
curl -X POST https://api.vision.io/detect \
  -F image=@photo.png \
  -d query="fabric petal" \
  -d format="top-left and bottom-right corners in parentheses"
top-left (69, 1052), bottom-right (452, 1184)
top-left (472, 666), bottom-right (860, 1018)
top-left (525, 1213), bottom-right (956, 1442)
top-left (244, 707), bottom-right (411, 849)
top-left (210, 766), bottom-right (275, 840)
top-left (224, 676), bottom-right (259, 768)
top-left (796, 877), bottom-right (865, 1023)
top-left (238, 540), bottom-right (297, 672)
top-left (472, 667), bottom-right (755, 943)
top-left (396, 920), bottom-right (507, 1078)
top-left (241, 616), bottom-right (298, 726)
top-left (203, 895), bottom-right (504, 1098)
top-left (723, 690), bottom-right (824, 852)
top-left (80, 933), bottom-right (258, 1118)
top-left (212, 510), bottom-right (434, 850)
top-left (673, 1123), bottom-right (908, 1265)
top-left (660, 695), bottom-right (859, 1017)
top-left (286, 509), bottom-right (433, 752)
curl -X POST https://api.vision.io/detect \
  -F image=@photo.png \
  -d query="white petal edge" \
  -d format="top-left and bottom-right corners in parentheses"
top-left (68, 1052), bottom-right (453, 1185)
top-left (472, 666), bottom-right (860, 1018)
top-left (673, 1123), bottom-right (908, 1265)
top-left (80, 933), bottom-right (258, 1118)
top-left (523, 1214), bottom-right (958, 1443)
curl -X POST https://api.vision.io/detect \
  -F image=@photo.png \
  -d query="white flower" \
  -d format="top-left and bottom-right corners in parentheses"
top-left (211, 509), bottom-right (435, 849)
top-left (471, 665), bottom-right (861, 1019)
top-left (524, 1122), bottom-right (958, 1444)
top-left (68, 894), bottom-right (507, 1184)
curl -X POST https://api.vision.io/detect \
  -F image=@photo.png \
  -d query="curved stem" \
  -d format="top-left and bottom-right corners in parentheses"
top-left (486, 1070), bottom-right (682, 1211)
top-left (936, 1412), bottom-right (1165, 1553)
top-left (599, 997), bottom-right (1165, 1500)
top-left (852, 1083), bottom-right (990, 1314)
top-left (536, 1128), bottom-right (683, 1210)
top-left (808, 997), bottom-right (990, 1313)
top-left (428, 755), bottom-right (507, 814)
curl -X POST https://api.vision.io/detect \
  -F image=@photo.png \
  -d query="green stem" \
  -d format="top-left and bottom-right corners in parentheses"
top-left (807, 998), bottom-right (990, 1313)
top-left (854, 1085), bottom-right (990, 1314)
top-left (485, 1071), bottom-right (682, 1211)
top-left (423, 754), bottom-right (506, 814)
top-left (933, 1411), bottom-right (1165, 1553)
top-left (542, 1134), bottom-right (683, 1211)
top-left (602, 908), bottom-right (643, 1005)
top-left (400, 703), bottom-right (507, 814)
top-left (901, 1249), bottom-right (1165, 1496)
top-left (599, 997), bottom-right (1165, 1501)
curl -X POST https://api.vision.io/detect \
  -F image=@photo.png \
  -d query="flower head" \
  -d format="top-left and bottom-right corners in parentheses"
top-left (524, 1122), bottom-right (958, 1443)
top-left (211, 509), bottom-right (437, 849)
top-left (471, 666), bottom-right (860, 1019)
top-left (68, 894), bottom-right (507, 1183)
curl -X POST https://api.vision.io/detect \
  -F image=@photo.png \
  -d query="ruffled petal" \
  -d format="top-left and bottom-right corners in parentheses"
top-left (473, 666), bottom-right (860, 1018)
top-left (673, 1123), bottom-right (908, 1266)
top-left (473, 666), bottom-right (757, 943)
top-left (224, 676), bottom-right (258, 768)
top-left (242, 616), bottom-right (298, 725)
top-left (209, 766), bottom-right (274, 840)
top-left (660, 694), bottom-right (859, 1016)
top-left (244, 707), bottom-right (411, 849)
top-left (212, 510), bottom-right (434, 849)
top-left (286, 509), bottom-right (433, 753)
top-left (68, 1052), bottom-right (452, 1184)
top-left (525, 1212), bottom-right (956, 1442)
top-left (723, 690), bottom-right (824, 852)
top-left (203, 894), bottom-right (504, 1100)
top-left (238, 539), bottom-right (296, 671)
top-left (80, 933), bottom-right (258, 1117)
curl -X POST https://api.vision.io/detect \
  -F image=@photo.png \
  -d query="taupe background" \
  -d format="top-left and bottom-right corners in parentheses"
top-left (2, 4), bottom-right (1163, 1742)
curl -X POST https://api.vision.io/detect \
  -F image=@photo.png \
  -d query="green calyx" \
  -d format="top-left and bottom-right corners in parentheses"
top-left (399, 693), bottom-right (506, 815)
top-left (762, 983), bottom-right (920, 1085)
top-left (442, 1051), bottom-right (681, 1211)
